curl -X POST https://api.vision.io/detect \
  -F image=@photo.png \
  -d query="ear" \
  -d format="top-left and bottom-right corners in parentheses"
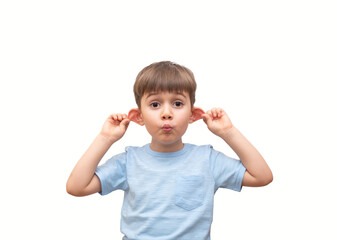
top-left (128, 108), bottom-right (144, 126)
top-left (189, 107), bottom-right (205, 123)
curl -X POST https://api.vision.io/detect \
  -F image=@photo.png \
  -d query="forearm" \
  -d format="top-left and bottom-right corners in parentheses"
top-left (219, 126), bottom-right (273, 184)
top-left (67, 134), bottom-right (115, 194)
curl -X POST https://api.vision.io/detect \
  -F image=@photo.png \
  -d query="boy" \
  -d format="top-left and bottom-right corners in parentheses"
top-left (67, 61), bottom-right (273, 240)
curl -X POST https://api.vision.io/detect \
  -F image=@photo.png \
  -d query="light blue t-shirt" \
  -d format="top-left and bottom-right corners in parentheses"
top-left (95, 143), bottom-right (246, 240)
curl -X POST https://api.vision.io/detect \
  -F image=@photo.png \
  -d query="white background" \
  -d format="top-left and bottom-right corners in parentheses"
top-left (1, 0), bottom-right (336, 239)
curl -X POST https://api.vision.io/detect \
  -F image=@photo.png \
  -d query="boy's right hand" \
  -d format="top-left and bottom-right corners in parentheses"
top-left (100, 113), bottom-right (130, 142)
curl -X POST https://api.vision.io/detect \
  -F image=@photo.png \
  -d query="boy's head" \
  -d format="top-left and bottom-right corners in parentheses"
top-left (133, 61), bottom-right (197, 109)
top-left (129, 61), bottom-right (204, 152)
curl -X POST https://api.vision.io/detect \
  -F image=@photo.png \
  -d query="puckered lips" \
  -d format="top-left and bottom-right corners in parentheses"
top-left (162, 124), bottom-right (173, 133)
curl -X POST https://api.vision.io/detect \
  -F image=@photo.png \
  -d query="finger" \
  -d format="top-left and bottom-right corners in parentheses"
top-left (214, 108), bottom-right (224, 118)
top-left (216, 108), bottom-right (223, 118)
top-left (202, 113), bottom-right (212, 124)
top-left (219, 108), bottom-right (225, 118)
top-left (204, 110), bottom-right (212, 120)
top-left (120, 119), bottom-right (130, 132)
top-left (117, 113), bottom-right (126, 121)
top-left (111, 114), bottom-right (118, 121)
top-left (121, 118), bottom-right (130, 129)
top-left (211, 108), bottom-right (218, 118)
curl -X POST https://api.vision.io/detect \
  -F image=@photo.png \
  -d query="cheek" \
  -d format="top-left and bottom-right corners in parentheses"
top-left (141, 110), bottom-right (155, 122)
top-left (142, 113), bottom-right (157, 129)
top-left (176, 112), bottom-right (192, 126)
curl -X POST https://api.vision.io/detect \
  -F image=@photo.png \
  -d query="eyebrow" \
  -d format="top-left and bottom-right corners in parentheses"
top-left (145, 92), bottom-right (187, 99)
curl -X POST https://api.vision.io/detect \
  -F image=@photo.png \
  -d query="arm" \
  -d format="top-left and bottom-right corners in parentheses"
top-left (66, 113), bottom-right (130, 196)
top-left (202, 108), bottom-right (273, 187)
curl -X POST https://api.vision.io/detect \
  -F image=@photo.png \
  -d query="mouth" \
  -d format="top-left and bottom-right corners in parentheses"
top-left (162, 124), bottom-right (173, 133)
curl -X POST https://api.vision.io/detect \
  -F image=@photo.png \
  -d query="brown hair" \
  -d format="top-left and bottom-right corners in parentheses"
top-left (133, 61), bottom-right (197, 108)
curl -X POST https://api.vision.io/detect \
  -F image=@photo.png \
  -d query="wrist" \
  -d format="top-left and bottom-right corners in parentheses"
top-left (218, 126), bottom-right (237, 142)
top-left (98, 132), bottom-right (118, 145)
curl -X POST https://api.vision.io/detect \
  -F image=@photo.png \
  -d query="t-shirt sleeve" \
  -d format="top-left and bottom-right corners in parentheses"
top-left (209, 146), bottom-right (246, 192)
top-left (94, 152), bottom-right (128, 195)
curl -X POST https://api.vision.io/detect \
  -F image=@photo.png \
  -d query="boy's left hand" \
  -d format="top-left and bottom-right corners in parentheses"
top-left (202, 108), bottom-right (233, 137)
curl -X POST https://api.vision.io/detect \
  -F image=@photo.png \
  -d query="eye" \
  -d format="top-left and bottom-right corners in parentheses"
top-left (173, 101), bottom-right (183, 107)
top-left (150, 102), bottom-right (160, 108)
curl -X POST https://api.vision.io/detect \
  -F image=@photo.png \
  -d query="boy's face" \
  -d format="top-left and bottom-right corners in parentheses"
top-left (132, 91), bottom-right (200, 152)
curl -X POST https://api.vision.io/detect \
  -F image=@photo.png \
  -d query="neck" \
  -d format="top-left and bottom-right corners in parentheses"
top-left (150, 139), bottom-right (184, 153)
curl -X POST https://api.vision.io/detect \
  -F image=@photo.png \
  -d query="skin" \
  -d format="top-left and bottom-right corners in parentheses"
top-left (129, 91), bottom-right (204, 152)
top-left (66, 91), bottom-right (273, 196)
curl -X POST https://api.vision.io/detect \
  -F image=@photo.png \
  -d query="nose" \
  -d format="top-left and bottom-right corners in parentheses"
top-left (161, 105), bottom-right (173, 120)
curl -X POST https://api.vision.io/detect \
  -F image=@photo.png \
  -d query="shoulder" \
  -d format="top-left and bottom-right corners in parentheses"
top-left (184, 143), bottom-right (216, 153)
top-left (183, 143), bottom-right (218, 160)
top-left (185, 144), bottom-right (234, 165)
top-left (125, 145), bottom-right (142, 152)
top-left (123, 144), bottom-right (151, 162)
top-left (125, 144), bottom-right (149, 154)
top-left (101, 145), bottom-right (145, 165)
top-left (184, 143), bottom-right (212, 149)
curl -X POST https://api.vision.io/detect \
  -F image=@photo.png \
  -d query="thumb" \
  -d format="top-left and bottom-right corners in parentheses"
top-left (121, 118), bottom-right (130, 129)
top-left (201, 113), bottom-right (212, 124)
